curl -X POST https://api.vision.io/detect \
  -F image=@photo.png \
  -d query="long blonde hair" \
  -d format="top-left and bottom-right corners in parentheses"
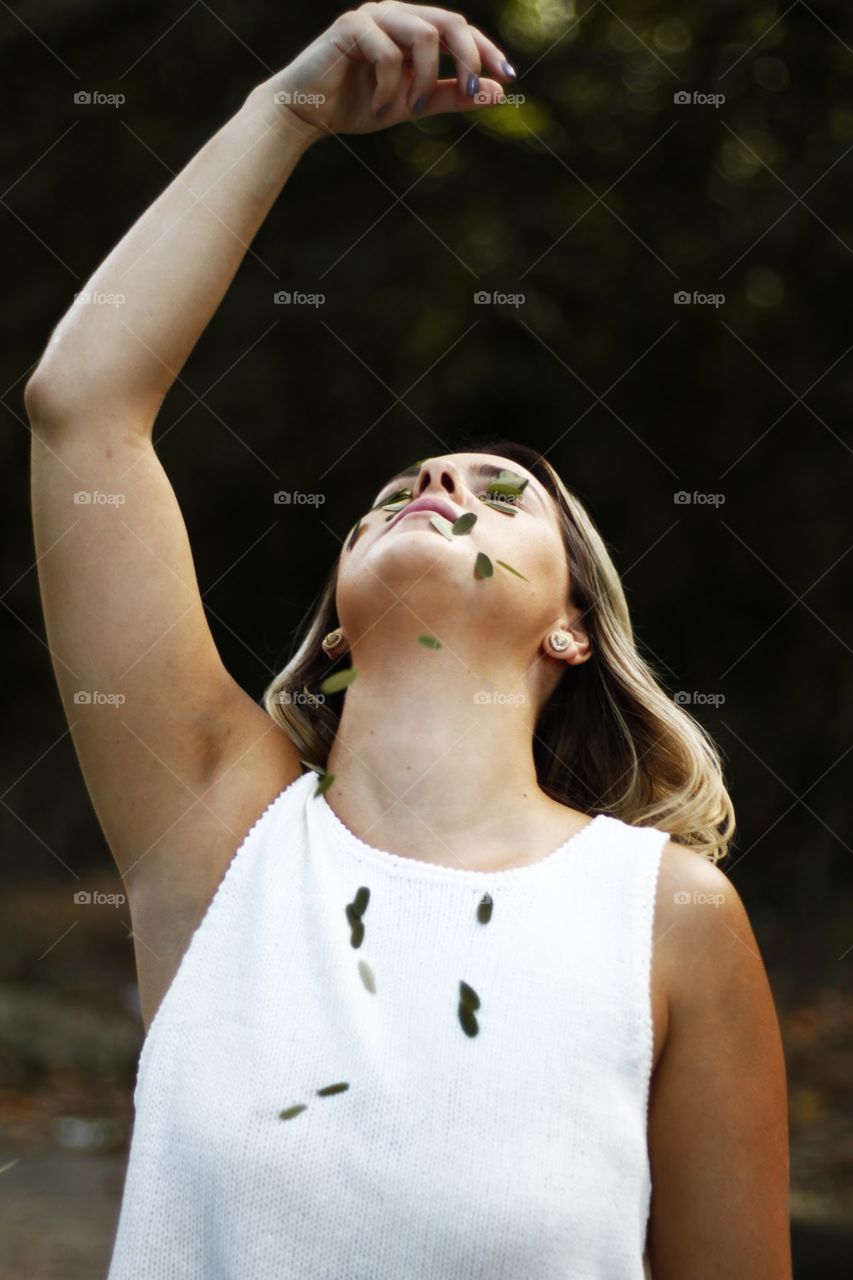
top-left (263, 439), bottom-right (735, 864)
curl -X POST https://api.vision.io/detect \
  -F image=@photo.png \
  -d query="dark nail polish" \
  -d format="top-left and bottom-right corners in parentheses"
top-left (467, 73), bottom-right (480, 98)
top-left (376, 103), bottom-right (390, 119)
top-left (501, 60), bottom-right (517, 79)
top-left (413, 95), bottom-right (427, 114)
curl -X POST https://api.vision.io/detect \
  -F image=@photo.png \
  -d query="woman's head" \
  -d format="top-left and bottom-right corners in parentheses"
top-left (264, 438), bottom-right (735, 863)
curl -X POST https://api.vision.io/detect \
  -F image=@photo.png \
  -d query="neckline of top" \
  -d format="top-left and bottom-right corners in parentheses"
top-left (313, 778), bottom-right (609, 884)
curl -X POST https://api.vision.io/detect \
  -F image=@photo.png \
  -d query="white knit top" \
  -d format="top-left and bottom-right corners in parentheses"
top-left (107, 769), bottom-right (667, 1280)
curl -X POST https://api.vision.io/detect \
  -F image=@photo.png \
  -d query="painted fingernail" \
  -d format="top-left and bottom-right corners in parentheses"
top-left (501, 60), bottom-right (517, 78)
top-left (412, 95), bottom-right (427, 114)
top-left (467, 73), bottom-right (480, 97)
top-left (376, 103), bottom-right (390, 119)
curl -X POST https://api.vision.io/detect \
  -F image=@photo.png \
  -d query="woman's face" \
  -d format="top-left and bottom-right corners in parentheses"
top-left (335, 453), bottom-right (576, 666)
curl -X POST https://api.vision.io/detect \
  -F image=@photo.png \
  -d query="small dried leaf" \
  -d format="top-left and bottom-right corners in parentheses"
top-left (459, 980), bottom-right (480, 1011)
top-left (477, 894), bottom-right (493, 924)
top-left (478, 495), bottom-right (516, 517)
top-left (458, 1004), bottom-right (479, 1038)
top-left (429, 513), bottom-right (455, 540)
top-left (495, 559), bottom-right (529, 582)
top-left (452, 511), bottom-right (477, 535)
top-left (474, 552), bottom-right (494, 579)
top-left (300, 759), bottom-right (323, 774)
top-left (417, 634), bottom-right (442, 649)
top-left (279, 1104), bottom-right (307, 1120)
top-left (358, 959), bottom-right (376, 993)
top-left (353, 886), bottom-right (370, 917)
top-left (316, 1081), bottom-right (349, 1097)
top-left (314, 771), bottom-right (335, 798)
top-left (349, 917), bottom-right (364, 949)
top-left (319, 667), bottom-right (359, 695)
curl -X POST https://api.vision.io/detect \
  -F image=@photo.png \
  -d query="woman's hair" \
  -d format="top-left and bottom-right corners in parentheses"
top-left (263, 438), bottom-right (735, 864)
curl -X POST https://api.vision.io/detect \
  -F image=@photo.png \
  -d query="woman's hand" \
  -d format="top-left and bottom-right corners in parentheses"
top-left (256, 1), bottom-right (516, 142)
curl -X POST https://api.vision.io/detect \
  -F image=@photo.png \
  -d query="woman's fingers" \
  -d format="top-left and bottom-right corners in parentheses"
top-left (411, 76), bottom-right (506, 119)
top-left (338, 14), bottom-right (409, 110)
top-left (393, 3), bottom-right (514, 86)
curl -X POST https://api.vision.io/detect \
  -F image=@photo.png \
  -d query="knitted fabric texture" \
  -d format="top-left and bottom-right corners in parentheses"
top-left (107, 769), bottom-right (668, 1279)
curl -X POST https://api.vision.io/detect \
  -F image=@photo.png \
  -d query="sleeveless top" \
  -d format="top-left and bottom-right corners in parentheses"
top-left (107, 769), bottom-right (668, 1280)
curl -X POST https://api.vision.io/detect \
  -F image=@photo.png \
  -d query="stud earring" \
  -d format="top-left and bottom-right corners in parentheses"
top-left (548, 630), bottom-right (573, 653)
top-left (322, 628), bottom-right (347, 654)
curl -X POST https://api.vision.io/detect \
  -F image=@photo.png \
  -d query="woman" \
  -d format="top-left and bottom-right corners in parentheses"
top-left (26, 4), bottom-right (792, 1277)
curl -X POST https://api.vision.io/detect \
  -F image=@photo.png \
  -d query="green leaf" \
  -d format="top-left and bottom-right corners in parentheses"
top-left (353, 886), bottom-right (370, 916)
top-left (474, 552), bottom-right (494, 579)
top-left (299, 758), bottom-right (324, 774)
top-left (429, 512), bottom-right (455, 540)
top-left (477, 894), bottom-right (493, 924)
top-left (279, 1104), bottom-right (307, 1120)
top-left (358, 959), bottom-right (376, 993)
top-left (319, 667), bottom-right (359, 695)
top-left (316, 1081), bottom-right (349, 1097)
top-left (458, 1004), bottom-right (479, 1038)
top-left (314, 771), bottom-right (335, 798)
top-left (452, 511), bottom-right (477, 535)
top-left (496, 559), bottom-right (529, 582)
top-left (417, 633), bottom-right (442, 649)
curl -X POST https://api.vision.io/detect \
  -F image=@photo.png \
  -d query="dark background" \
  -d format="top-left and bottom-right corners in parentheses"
top-left (1, 0), bottom-right (851, 1274)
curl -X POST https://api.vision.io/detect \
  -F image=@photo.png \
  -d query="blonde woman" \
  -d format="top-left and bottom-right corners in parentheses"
top-left (26, 4), bottom-right (791, 1277)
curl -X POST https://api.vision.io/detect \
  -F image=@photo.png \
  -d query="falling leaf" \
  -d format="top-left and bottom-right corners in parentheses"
top-left (279, 1104), bottom-right (307, 1120)
top-left (475, 552), bottom-right (493, 579)
top-left (458, 1004), bottom-right (479, 1038)
top-left (429, 513), bottom-right (455, 540)
top-left (496, 559), bottom-right (529, 582)
top-left (452, 512), bottom-right (477, 535)
top-left (316, 1082), bottom-right (350, 1097)
top-left (300, 759), bottom-right (324, 774)
top-left (349, 917), bottom-right (364, 949)
top-left (319, 667), bottom-right (359, 695)
top-left (477, 894), bottom-right (493, 924)
top-left (370, 486), bottom-right (413, 512)
top-left (418, 634), bottom-right (442, 649)
top-left (459, 980), bottom-right (481, 1011)
top-left (358, 960), bottom-right (376, 993)
top-left (314, 771), bottom-right (335, 798)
